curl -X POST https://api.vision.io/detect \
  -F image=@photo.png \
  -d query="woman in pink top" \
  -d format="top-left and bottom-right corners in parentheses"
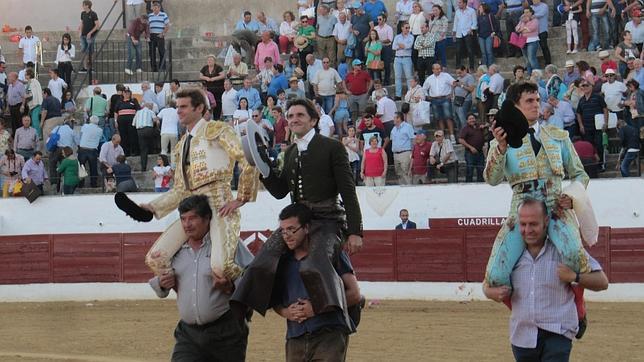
top-left (361, 135), bottom-right (388, 186)
top-left (515, 8), bottom-right (540, 75)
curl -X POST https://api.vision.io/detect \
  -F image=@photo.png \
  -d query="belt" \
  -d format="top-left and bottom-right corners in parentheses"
top-left (395, 55), bottom-right (411, 58)
top-left (182, 310), bottom-right (233, 330)
top-left (394, 150), bottom-right (411, 154)
top-left (318, 35), bottom-right (334, 38)
top-left (79, 147), bottom-right (97, 151)
top-left (430, 96), bottom-right (449, 100)
top-left (18, 148), bottom-right (34, 151)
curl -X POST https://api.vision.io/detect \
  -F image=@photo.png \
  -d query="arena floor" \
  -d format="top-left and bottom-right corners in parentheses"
top-left (0, 300), bottom-right (640, 362)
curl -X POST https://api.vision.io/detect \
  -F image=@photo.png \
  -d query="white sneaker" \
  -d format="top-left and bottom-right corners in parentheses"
top-left (571, 49), bottom-right (578, 54)
top-left (567, 50), bottom-right (571, 54)
top-left (124, 68), bottom-right (133, 75)
top-left (136, 68), bottom-right (142, 73)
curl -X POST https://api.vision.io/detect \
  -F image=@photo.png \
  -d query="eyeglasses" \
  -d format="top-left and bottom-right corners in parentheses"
top-left (323, 61), bottom-right (329, 64)
top-left (252, 115), bottom-right (260, 118)
top-left (281, 225), bottom-right (303, 236)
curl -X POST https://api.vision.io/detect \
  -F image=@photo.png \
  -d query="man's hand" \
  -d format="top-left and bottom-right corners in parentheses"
top-left (469, 146), bottom-right (478, 154)
top-left (557, 263), bottom-right (577, 283)
top-left (344, 234), bottom-right (363, 255)
top-left (484, 283), bottom-right (512, 303)
top-left (491, 121), bottom-right (508, 154)
top-left (296, 298), bottom-right (314, 320)
top-left (579, 124), bottom-right (585, 135)
top-left (219, 200), bottom-right (245, 217)
top-left (212, 272), bottom-right (234, 294)
top-left (25, 177), bottom-right (32, 184)
top-left (159, 269), bottom-right (176, 289)
top-left (558, 194), bottom-right (573, 210)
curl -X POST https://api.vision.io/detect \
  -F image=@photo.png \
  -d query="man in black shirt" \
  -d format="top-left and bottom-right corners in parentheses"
top-left (40, 88), bottom-right (62, 122)
top-left (79, 0), bottom-right (100, 71)
top-left (576, 79), bottom-right (609, 170)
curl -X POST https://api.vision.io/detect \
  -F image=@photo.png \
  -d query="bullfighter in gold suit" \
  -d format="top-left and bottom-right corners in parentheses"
top-left (140, 88), bottom-right (259, 280)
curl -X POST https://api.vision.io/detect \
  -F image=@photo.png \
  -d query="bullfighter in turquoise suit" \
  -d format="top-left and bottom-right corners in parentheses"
top-left (484, 82), bottom-right (591, 288)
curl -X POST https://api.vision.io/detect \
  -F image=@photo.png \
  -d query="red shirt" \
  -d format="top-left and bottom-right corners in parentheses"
top-left (411, 141), bottom-right (431, 175)
top-left (345, 70), bottom-right (372, 95)
top-left (274, 117), bottom-right (288, 144)
top-left (363, 147), bottom-right (385, 177)
top-left (601, 61), bottom-right (618, 75)
top-left (573, 140), bottom-right (596, 159)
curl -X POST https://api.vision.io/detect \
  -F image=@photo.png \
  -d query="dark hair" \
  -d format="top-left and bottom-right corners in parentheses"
top-left (26, 61), bottom-right (35, 68)
top-left (265, 94), bottom-right (277, 106)
top-left (518, 197), bottom-right (548, 217)
top-left (627, 79), bottom-right (640, 89)
top-left (176, 88), bottom-right (208, 116)
top-left (61, 33), bottom-right (72, 50)
top-left (278, 203), bottom-right (313, 226)
top-left (263, 56), bottom-right (273, 63)
top-left (466, 112), bottom-right (477, 119)
top-left (116, 155), bottom-right (126, 163)
top-left (178, 195), bottom-right (213, 220)
top-left (115, 83), bottom-right (126, 92)
top-left (287, 98), bottom-right (319, 124)
top-left (576, 60), bottom-right (590, 72)
top-left (34, 150), bottom-right (43, 157)
top-left (524, 7), bottom-right (535, 15)
top-left (49, 68), bottom-right (59, 76)
top-left (274, 63), bottom-right (284, 73)
top-left (480, 3), bottom-right (491, 13)
top-left (82, 0), bottom-right (92, 8)
top-left (172, 79), bottom-right (181, 87)
top-left (25, 25), bottom-right (33, 32)
top-left (238, 97), bottom-right (249, 109)
top-left (159, 155), bottom-right (170, 166)
top-left (432, 5), bottom-right (445, 18)
top-left (394, 111), bottom-right (403, 119)
top-left (513, 65), bottom-right (526, 75)
top-left (272, 105), bottom-right (283, 114)
top-left (505, 82), bottom-right (539, 104)
top-left (244, 10), bottom-right (252, 17)
top-left (368, 29), bottom-right (380, 42)
top-left (25, 69), bottom-right (35, 79)
top-left (154, 82), bottom-right (164, 88)
top-left (62, 146), bottom-right (73, 157)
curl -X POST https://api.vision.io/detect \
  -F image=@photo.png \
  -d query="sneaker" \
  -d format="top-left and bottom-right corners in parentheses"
top-left (576, 316), bottom-right (587, 339)
top-left (124, 68), bottom-right (133, 75)
top-left (567, 50), bottom-right (571, 54)
top-left (136, 68), bottom-right (142, 73)
top-left (572, 49), bottom-right (578, 54)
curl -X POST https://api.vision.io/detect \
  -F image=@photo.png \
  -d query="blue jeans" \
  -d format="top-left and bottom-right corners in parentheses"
top-left (435, 39), bottom-right (448, 68)
top-left (478, 36), bottom-right (494, 66)
top-left (522, 41), bottom-right (540, 75)
top-left (80, 35), bottom-right (95, 53)
top-left (127, 37), bottom-right (142, 70)
top-left (430, 97), bottom-right (453, 122)
top-left (454, 99), bottom-right (472, 129)
top-left (320, 95), bottom-right (335, 115)
top-left (589, 13), bottom-right (610, 51)
top-left (621, 150), bottom-right (639, 177)
top-left (512, 329), bottom-right (572, 362)
top-left (464, 151), bottom-right (484, 182)
top-left (394, 56), bottom-right (413, 97)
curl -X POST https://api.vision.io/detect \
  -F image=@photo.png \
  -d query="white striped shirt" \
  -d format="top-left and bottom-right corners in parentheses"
top-left (509, 240), bottom-right (602, 348)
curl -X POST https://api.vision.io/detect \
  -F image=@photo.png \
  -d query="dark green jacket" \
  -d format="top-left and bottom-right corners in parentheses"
top-left (57, 157), bottom-right (80, 186)
top-left (261, 133), bottom-right (363, 236)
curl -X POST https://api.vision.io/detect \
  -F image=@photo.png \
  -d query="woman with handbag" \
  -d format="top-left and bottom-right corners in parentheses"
top-left (514, 8), bottom-right (540, 76)
top-left (56, 146), bottom-right (80, 195)
top-left (477, 3), bottom-right (501, 67)
top-left (404, 76), bottom-right (427, 126)
top-left (365, 30), bottom-right (384, 81)
top-left (22, 69), bottom-right (43, 140)
top-left (428, 5), bottom-right (449, 68)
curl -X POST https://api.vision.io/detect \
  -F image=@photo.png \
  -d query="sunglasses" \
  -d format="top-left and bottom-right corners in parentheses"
top-left (252, 115), bottom-right (260, 118)
top-left (580, 84), bottom-right (591, 87)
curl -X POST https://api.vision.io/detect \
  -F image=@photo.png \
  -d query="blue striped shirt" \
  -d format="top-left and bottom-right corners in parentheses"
top-left (148, 11), bottom-right (169, 34)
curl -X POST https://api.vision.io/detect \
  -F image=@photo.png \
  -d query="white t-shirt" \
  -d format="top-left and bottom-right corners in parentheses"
top-left (488, 73), bottom-right (504, 95)
top-left (601, 81), bottom-right (627, 112)
top-left (423, 72), bottom-right (455, 98)
top-left (313, 68), bottom-right (342, 96)
top-left (221, 88), bottom-right (238, 117)
top-left (18, 35), bottom-right (40, 64)
top-left (318, 114), bottom-right (335, 137)
top-left (233, 109), bottom-right (252, 123)
top-left (153, 165), bottom-right (172, 188)
top-left (377, 96), bottom-right (397, 123)
top-left (625, 20), bottom-right (644, 45)
top-left (158, 107), bottom-right (179, 135)
top-left (48, 78), bottom-right (67, 102)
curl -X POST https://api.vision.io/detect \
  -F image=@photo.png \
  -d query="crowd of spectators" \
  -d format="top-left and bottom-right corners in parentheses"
top-left (1, 0), bottom-right (643, 197)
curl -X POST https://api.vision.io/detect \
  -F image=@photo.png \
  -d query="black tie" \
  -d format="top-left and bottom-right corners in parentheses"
top-left (528, 128), bottom-right (541, 155)
top-left (182, 134), bottom-right (193, 186)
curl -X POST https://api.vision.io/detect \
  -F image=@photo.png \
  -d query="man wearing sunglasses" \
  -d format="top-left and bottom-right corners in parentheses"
top-left (576, 77), bottom-right (610, 171)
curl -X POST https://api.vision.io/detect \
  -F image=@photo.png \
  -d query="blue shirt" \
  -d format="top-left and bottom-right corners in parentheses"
top-left (390, 121), bottom-right (415, 152)
top-left (148, 11), bottom-right (169, 34)
top-left (235, 20), bottom-right (260, 33)
top-left (392, 33), bottom-right (414, 56)
top-left (531, 3), bottom-right (549, 33)
top-left (51, 124), bottom-right (76, 148)
top-left (482, 0), bottom-right (503, 13)
top-left (274, 250), bottom-right (355, 339)
top-left (236, 87), bottom-right (262, 110)
top-left (79, 123), bottom-right (103, 149)
top-left (636, 69), bottom-right (644, 90)
top-left (363, 0), bottom-right (388, 22)
top-left (338, 62), bottom-right (348, 80)
top-left (268, 73), bottom-right (288, 97)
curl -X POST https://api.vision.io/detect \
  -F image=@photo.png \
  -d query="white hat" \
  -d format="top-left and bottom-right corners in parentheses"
top-left (598, 50), bottom-right (610, 59)
top-left (605, 68), bottom-right (616, 75)
top-left (565, 60), bottom-right (575, 68)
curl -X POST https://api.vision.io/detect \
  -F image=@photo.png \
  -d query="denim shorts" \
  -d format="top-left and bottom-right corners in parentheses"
top-left (81, 35), bottom-right (95, 53)
top-left (431, 97), bottom-right (453, 121)
top-left (334, 109), bottom-right (350, 124)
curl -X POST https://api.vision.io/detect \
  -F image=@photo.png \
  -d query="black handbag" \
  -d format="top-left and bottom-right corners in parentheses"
top-left (23, 181), bottom-right (41, 203)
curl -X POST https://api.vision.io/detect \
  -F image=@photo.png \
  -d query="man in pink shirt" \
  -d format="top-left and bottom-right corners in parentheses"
top-left (254, 31), bottom-right (281, 71)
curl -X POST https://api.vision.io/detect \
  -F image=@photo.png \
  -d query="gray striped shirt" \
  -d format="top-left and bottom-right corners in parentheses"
top-left (509, 240), bottom-right (601, 348)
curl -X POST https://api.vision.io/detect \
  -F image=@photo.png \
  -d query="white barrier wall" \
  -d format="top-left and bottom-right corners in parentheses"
top-left (1, 179), bottom-right (642, 235)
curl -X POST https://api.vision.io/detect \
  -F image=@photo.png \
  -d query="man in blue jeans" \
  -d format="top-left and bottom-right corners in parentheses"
top-left (125, 14), bottom-right (148, 75)
top-left (587, 0), bottom-right (615, 51)
top-left (392, 22), bottom-right (414, 100)
top-left (79, 0), bottom-right (99, 72)
top-left (458, 113), bottom-right (486, 182)
top-left (617, 119), bottom-right (641, 177)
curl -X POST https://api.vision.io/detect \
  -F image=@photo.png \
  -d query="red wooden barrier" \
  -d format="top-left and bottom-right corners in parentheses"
top-left (0, 225), bottom-right (642, 285)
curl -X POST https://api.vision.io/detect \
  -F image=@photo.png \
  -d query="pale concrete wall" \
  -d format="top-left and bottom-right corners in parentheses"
top-left (0, 0), bottom-right (399, 35)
